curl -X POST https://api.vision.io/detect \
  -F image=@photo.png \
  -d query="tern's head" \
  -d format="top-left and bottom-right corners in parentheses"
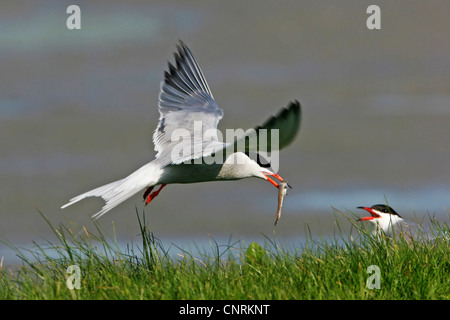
top-left (357, 204), bottom-right (403, 234)
top-left (219, 152), bottom-right (290, 189)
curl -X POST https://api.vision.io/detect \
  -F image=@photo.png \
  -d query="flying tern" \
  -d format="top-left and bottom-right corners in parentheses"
top-left (62, 41), bottom-right (301, 220)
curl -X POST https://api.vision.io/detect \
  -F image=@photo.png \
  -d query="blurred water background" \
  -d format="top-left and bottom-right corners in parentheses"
top-left (1, 1), bottom-right (449, 264)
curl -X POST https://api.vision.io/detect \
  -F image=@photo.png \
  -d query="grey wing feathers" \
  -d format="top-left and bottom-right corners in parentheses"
top-left (153, 41), bottom-right (224, 163)
top-left (158, 41), bottom-right (220, 111)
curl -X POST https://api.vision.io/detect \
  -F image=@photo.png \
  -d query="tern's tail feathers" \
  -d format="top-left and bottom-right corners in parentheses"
top-left (61, 162), bottom-right (161, 220)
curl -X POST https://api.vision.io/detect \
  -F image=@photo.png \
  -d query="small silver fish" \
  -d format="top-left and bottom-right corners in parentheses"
top-left (274, 181), bottom-right (289, 225)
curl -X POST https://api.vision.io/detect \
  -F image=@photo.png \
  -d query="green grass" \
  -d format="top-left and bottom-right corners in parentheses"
top-left (1, 210), bottom-right (449, 300)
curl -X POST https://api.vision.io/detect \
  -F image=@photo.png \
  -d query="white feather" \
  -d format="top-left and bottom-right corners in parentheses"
top-left (61, 162), bottom-right (162, 219)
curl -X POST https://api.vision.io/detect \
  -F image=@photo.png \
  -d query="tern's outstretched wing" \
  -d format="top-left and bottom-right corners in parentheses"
top-left (254, 100), bottom-right (301, 150)
top-left (228, 100), bottom-right (302, 154)
top-left (153, 41), bottom-right (225, 165)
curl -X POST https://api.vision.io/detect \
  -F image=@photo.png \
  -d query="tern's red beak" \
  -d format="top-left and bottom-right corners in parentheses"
top-left (261, 172), bottom-right (284, 188)
top-left (357, 206), bottom-right (381, 221)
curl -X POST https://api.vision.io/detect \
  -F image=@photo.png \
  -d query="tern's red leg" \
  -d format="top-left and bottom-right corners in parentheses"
top-left (144, 184), bottom-right (167, 205)
top-left (143, 186), bottom-right (155, 200)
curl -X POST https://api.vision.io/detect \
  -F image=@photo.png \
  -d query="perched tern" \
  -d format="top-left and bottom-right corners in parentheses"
top-left (62, 41), bottom-right (301, 220)
top-left (357, 204), bottom-right (404, 235)
top-left (357, 204), bottom-right (447, 241)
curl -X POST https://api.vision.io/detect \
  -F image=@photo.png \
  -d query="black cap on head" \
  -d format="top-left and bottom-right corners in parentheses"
top-left (370, 204), bottom-right (401, 218)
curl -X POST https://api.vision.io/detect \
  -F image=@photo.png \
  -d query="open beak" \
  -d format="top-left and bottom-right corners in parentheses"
top-left (261, 172), bottom-right (286, 188)
top-left (357, 206), bottom-right (381, 221)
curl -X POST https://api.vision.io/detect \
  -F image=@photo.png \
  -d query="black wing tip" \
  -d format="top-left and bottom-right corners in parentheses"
top-left (287, 99), bottom-right (301, 113)
top-left (278, 99), bottom-right (302, 146)
top-left (178, 39), bottom-right (187, 48)
top-left (176, 40), bottom-right (192, 59)
top-left (277, 100), bottom-right (301, 121)
top-left (256, 99), bottom-right (302, 129)
top-left (275, 100), bottom-right (301, 116)
top-left (289, 99), bottom-right (301, 122)
top-left (170, 40), bottom-right (191, 69)
top-left (178, 40), bottom-right (197, 56)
